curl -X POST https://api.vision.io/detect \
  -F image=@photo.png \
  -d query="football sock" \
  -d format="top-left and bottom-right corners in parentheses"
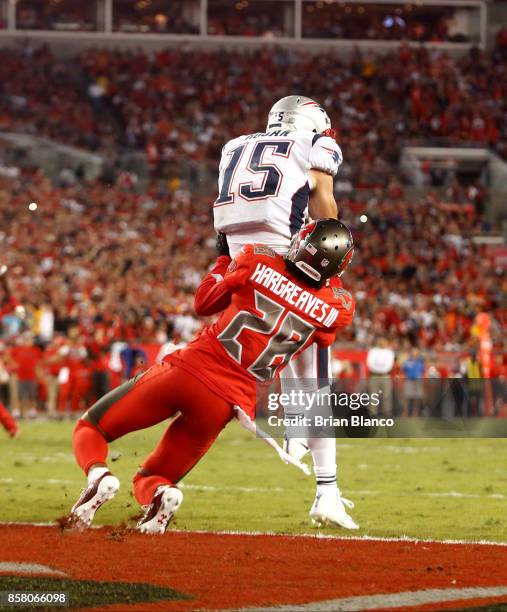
top-left (308, 436), bottom-right (338, 495)
top-left (133, 473), bottom-right (172, 506)
top-left (72, 420), bottom-right (108, 475)
top-left (87, 466), bottom-right (109, 485)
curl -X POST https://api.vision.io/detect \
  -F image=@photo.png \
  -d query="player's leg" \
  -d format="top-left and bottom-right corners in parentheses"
top-left (281, 345), bottom-right (358, 529)
top-left (9, 374), bottom-right (20, 418)
top-left (0, 401), bottom-right (19, 438)
top-left (134, 378), bottom-right (234, 534)
top-left (70, 363), bottom-right (185, 526)
top-left (46, 375), bottom-right (58, 418)
top-left (281, 344), bottom-right (337, 484)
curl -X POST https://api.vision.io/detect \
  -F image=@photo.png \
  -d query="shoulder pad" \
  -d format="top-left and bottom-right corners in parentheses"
top-left (309, 136), bottom-right (343, 176)
top-left (331, 287), bottom-right (353, 311)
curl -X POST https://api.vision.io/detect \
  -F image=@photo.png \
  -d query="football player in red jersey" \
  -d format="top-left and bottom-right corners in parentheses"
top-left (69, 219), bottom-right (356, 534)
top-left (0, 266), bottom-right (21, 439)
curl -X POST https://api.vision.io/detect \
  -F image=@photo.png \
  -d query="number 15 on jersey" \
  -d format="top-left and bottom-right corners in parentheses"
top-left (215, 140), bottom-right (293, 206)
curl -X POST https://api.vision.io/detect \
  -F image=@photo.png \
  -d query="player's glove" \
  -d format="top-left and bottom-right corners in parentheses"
top-left (216, 232), bottom-right (230, 257)
top-left (235, 407), bottom-right (311, 476)
top-left (283, 435), bottom-right (310, 462)
top-left (322, 127), bottom-right (337, 141)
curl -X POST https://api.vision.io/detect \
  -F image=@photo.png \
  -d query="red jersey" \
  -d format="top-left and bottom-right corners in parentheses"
top-left (8, 345), bottom-right (43, 381)
top-left (166, 245), bottom-right (355, 417)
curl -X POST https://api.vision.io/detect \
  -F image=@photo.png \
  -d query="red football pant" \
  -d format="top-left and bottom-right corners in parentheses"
top-left (73, 362), bottom-right (234, 505)
top-left (0, 401), bottom-right (17, 435)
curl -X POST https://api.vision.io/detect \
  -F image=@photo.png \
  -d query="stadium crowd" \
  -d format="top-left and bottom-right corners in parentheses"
top-left (15, 0), bottom-right (97, 31)
top-left (0, 45), bottom-right (115, 151)
top-left (302, 5), bottom-right (469, 42)
top-left (0, 40), bottom-right (505, 419)
top-left (0, 159), bottom-right (504, 416)
top-left (113, 0), bottom-right (199, 34)
top-left (1, 42), bottom-right (506, 183)
top-left (79, 43), bottom-right (507, 178)
top-left (10, 1), bottom-right (473, 43)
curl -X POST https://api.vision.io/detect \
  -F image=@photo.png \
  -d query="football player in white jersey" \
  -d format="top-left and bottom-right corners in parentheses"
top-left (213, 96), bottom-right (358, 530)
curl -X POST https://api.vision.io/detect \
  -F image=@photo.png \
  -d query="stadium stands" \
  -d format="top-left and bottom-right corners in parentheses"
top-left (301, 3), bottom-right (474, 43)
top-left (0, 163), bottom-right (503, 358)
top-left (2, 42), bottom-right (506, 185)
top-left (0, 40), bottom-right (505, 414)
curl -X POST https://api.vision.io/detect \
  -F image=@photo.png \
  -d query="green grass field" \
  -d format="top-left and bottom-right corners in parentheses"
top-left (1, 421), bottom-right (506, 543)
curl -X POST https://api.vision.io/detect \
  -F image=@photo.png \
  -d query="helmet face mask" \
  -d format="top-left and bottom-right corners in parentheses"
top-left (285, 219), bottom-right (354, 288)
top-left (267, 95), bottom-right (332, 134)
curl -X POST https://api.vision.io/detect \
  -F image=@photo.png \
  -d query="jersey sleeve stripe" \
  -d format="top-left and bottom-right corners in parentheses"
top-left (289, 182), bottom-right (310, 236)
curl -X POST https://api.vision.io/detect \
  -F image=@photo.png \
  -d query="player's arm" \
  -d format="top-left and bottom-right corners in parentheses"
top-left (194, 255), bottom-right (232, 316)
top-left (307, 135), bottom-right (343, 220)
top-left (308, 170), bottom-right (338, 219)
top-left (194, 232), bottom-right (232, 316)
top-left (194, 235), bottom-right (256, 316)
top-left (195, 243), bottom-right (257, 316)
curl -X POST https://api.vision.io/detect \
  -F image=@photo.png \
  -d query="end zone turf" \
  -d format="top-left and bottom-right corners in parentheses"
top-left (1, 525), bottom-right (507, 611)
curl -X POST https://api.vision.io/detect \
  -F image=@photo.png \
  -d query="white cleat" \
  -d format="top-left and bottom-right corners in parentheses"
top-left (310, 489), bottom-right (359, 530)
top-left (70, 472), bottom-right (120, 528)
top-left (137, 486), bottom-right (183, 535)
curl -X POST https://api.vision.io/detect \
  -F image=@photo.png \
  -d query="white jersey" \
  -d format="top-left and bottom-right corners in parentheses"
top-left (213, 129), bottom-right (342, 257)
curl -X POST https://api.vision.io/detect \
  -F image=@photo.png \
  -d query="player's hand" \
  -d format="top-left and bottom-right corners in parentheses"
top-left (216, 232), bottom-right (230, 257)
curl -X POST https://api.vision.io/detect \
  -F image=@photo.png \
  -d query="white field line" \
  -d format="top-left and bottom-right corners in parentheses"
top-left (380, 445), bottom-right (445, 454)
top-left (160, 482), bottom-right (507, 500)
top-left (1, 476), bottom-right (505, 499)
top-left (233, 586), bottom-right (507, 611)
top-left (180, 484), bottom-right (285, 493)
top-left (426, 491), bottom-right (506, 499)
top-left (12, 453), bottom-right (74, 463)
top-left (0, 562), bottom-right (66, 577)
top-left (0, 521), bottom-right (506, 547)
top-left (0, 478), bottom-right (76, 485)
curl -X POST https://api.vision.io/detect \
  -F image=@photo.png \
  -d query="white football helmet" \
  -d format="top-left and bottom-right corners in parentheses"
top-left (267, 95), bottom-right (332, 134)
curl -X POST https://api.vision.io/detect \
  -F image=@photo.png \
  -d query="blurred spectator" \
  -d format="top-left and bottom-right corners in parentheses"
top-left (38, 336), bottom-right (67, 417)
top-left (5, 332), bottom-right (42, 417)
top-left (402, 348), bottom-right (425, 416)
top-left (57, 333), bottom-right (89, 414)
top-left (0, 343), bottom-right (10, 406)
top-left (366, 338), bottom-right (395, 416)
top-left (460, 350), bottom-right (483, 416)
top-left (491, 354), bottom-right (507, 415)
